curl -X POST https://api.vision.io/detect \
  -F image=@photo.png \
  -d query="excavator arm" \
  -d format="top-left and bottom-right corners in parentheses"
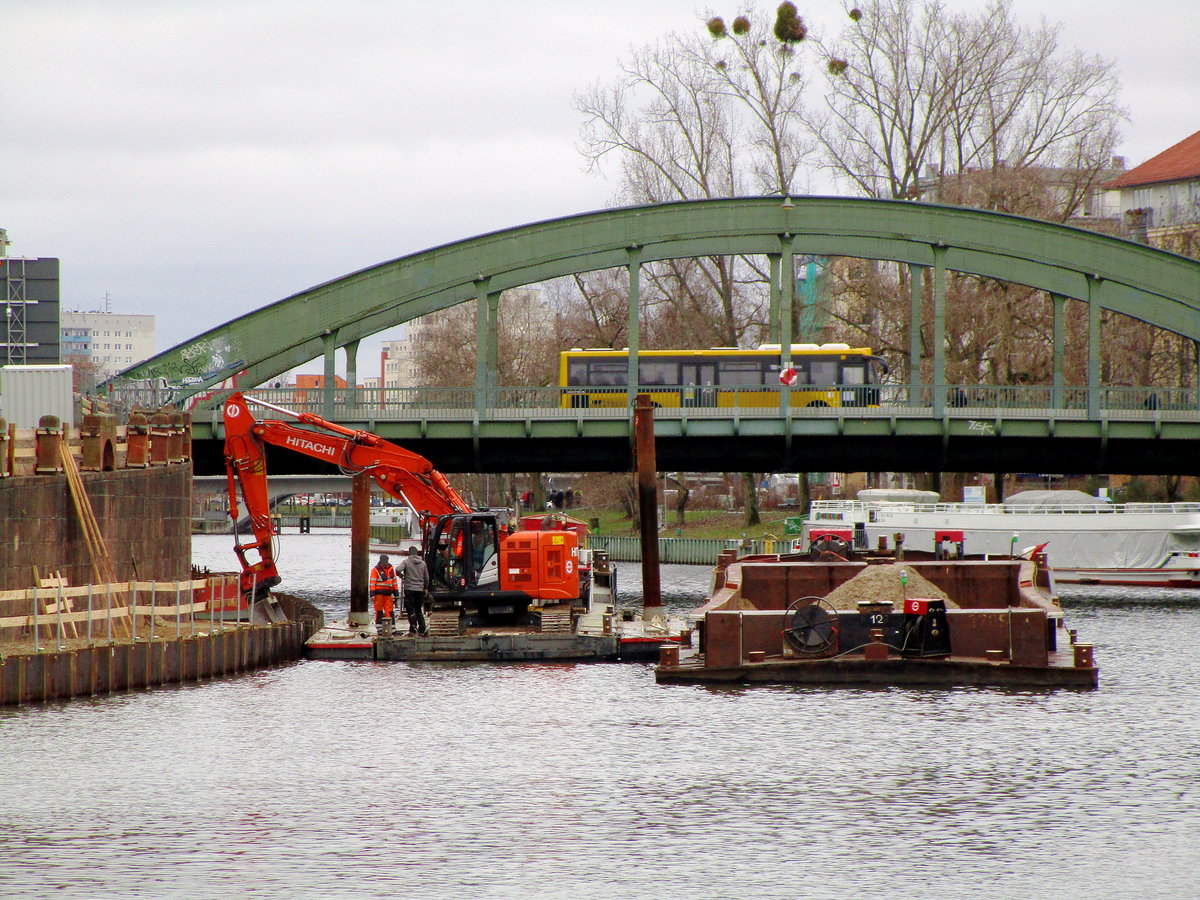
top-left (222, 391), bottom-right (471, 600)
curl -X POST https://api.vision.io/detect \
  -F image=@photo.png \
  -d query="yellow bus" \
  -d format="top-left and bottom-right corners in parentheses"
top-left (559, 344), bottom-right (889, 409)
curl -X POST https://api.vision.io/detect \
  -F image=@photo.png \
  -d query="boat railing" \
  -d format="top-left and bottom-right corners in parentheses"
top-left (809, 500), bottom-right (1200, 518)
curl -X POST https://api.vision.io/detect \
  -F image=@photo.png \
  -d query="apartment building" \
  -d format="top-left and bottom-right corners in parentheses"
top-left (60, 309), bottom-right (156, 377)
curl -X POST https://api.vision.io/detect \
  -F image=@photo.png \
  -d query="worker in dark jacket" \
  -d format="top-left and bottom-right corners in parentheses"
top-left (370, 554), bottom-right (399, 628)
top-left (397, 546), bottom-right (431, 636)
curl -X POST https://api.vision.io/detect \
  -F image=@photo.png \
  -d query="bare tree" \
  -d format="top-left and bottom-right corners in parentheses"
top-left (575, 7), bottom-right (821, 524)
top-left (65, 354), bottom-right (106, 396)
top-left (801, 0), bottom-right (1141, 445)
top-left (411, 289), bottom-right (565, 388)
top-left (664, 473), bottom-right (691, 526)
top-left (701, 6), bottom-right (814, 196)
top-left (411, 307), bottom-right (477, 388)
top-left (575, 35), bottom-right (757, 348)
top-left (808, 0), bottom-right (1124, 202)
top-left (550, 271), bottom-right (631, 350)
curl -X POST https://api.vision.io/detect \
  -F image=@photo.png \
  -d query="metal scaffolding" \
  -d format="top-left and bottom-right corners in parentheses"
top-left (2, 255), bottom-right (28, 366)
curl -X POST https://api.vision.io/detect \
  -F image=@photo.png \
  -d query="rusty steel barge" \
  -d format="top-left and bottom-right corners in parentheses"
top-left (655, 547), bottom-right (1098, 688)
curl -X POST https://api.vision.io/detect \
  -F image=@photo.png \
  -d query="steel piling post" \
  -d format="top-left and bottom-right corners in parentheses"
top-left (634, 394), bottom-right (662, 618)
top-left (348, 470), bottom-right (371, 626)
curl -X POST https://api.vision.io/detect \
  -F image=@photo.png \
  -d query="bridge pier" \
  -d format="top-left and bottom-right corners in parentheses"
top-left (486, 292), bottom-right (499, 390)
top-left (474, 278), bottom-right (491, 407)
top-left (932, 245), bottom-right (947, 416)
top-left (1088, 276), bottom-right (1102, 419)
top-left (1053, 293), bottom-right (1066, 408)
top-left (768, 253), bottom-right (781, 342)
top-left (321, 332), bottom-right (337, 418)
top-left (908, 262), bottom-right (924, 389)
top-left (344, 339), bottom-right (360, 395)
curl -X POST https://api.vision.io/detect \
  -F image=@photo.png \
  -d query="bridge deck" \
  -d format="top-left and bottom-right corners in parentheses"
top-left (187, 386), bottom-right (1200, 476)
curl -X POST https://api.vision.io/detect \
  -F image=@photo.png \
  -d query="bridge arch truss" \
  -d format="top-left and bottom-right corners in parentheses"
top-left (119, 196), bottom-right (1200, 417)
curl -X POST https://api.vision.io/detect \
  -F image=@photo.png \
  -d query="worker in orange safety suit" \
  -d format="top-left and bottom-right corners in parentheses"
top-left (370, 553), bottom-right (399, 628)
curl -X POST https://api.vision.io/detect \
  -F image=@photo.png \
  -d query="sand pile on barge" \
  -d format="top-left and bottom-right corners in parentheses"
top-left (824, 564), bottom-right (958, 610)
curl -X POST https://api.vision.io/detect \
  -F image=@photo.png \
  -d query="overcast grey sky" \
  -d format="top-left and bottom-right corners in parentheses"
top-left (3, 0), bottom-right (1197, 375)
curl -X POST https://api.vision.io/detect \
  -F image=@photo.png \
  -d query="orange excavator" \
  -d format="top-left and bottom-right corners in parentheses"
top-left (222, 392), bottom-right (582, 630)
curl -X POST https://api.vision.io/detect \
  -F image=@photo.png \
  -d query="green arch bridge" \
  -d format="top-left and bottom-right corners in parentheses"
top-left (110, 196), bottom-right (1200, 476)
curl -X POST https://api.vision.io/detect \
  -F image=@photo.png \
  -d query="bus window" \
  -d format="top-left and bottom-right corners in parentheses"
top-left (638, 361), bottom-right (677, 386)
top-left (841, 361), bottom-right (881, 406)
top-left (567, 361), bottom-right (587, 386)
top-left (717, 360), bottom-right (762, 386)
top-left (589, 361), bottom-right (627, 386)
top-left (680, 363), bottom-right (716, 405)
top-left (810, 359), bottom-right (838, 385)
top-left (680, 363), bottom-right (715, 386)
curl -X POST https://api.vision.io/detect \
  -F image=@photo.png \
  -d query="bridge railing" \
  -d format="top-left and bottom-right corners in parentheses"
top-left (192, 383), bottom-right (1200, 421)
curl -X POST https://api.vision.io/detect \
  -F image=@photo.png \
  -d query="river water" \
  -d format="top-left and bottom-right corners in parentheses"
top-left (1, 529), bottom-right (1197, 899)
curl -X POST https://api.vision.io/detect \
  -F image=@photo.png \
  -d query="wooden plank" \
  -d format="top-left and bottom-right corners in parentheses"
top-left (130, 580), bottom-right (211, 592)
top-left (58, 595), bottom-right (80, 640)
top-left (131, 602), bottom-right (209, 617)
top-left (58, 442), bottom-right (130, 638)
top-left (0, 579), bottom-right (211, 602)
top-left (0, 599), bottom-right (211, 630)
top-left (32, 566), bottom-right (53, 642)
top-left (45, 600), bottom-right (211, 617)
top-left (0, 607), bottom-right (132, 629)
top-left (41, 572), bottom-right (78, 639)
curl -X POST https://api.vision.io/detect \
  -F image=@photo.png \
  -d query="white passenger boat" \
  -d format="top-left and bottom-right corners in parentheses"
top-left (801, 489), bottom-right (1200, 587)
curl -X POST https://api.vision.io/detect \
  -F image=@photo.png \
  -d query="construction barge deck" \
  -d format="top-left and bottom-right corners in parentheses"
top-left (303, 591), bottom-right (686, 663)
top-left (306, 626), bottom-right (620, 662)
top-left (655, 550), bottom-right (1098, 689)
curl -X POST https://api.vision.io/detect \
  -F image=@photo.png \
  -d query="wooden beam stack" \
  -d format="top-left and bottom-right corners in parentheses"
top-left (58, 442), bottom-right (131, 637)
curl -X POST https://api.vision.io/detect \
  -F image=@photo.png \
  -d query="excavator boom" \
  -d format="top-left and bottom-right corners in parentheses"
top-left (222, 391), bottom-right (582, 618)
top-left (223, 391), bottom-right (471, 600)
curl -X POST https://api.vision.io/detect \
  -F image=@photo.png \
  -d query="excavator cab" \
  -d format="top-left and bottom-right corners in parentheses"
top-left (425, 513), bottom-right (501, 593)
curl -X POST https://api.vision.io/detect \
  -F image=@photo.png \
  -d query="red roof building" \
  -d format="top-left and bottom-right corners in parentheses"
top-left (1102, 130), bottom-right (1200, 237)
top-left (1102, 130), bottom-right (1200, 190)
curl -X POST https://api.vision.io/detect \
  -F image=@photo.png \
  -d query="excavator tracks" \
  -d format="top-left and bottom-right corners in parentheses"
top-left (427, 608), bottom-right (462, 636)
top-left (534, 602), bottom-right (574, 633)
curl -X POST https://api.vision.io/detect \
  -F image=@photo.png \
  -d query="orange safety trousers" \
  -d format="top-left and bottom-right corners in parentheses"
top-left (370, 564), bottom-right (398, 615)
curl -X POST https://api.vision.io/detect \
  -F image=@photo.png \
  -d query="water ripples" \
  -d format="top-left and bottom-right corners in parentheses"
top-left (0, 532), bottom-right (1196, 897)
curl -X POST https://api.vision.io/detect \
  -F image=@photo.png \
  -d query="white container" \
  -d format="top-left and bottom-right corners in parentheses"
top-left (0, 364), bottom-right (74, 428)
